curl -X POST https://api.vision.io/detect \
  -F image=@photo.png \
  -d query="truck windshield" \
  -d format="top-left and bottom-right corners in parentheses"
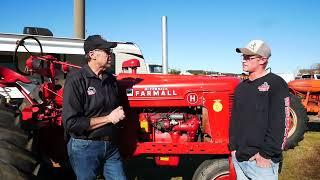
top-left (302, 75), bottom-right (312, 79)
top-left (149, 65), bottom-right (163, 73)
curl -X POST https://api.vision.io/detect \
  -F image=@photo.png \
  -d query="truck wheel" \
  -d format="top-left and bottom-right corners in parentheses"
top-left (285, 94), bottom-right (308, 150)
top-left (192, 158), bottom-right (229, 180)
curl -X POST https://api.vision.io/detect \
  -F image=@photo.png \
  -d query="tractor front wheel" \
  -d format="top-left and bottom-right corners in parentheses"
top-left (192, 158), bottom-right (229, 180)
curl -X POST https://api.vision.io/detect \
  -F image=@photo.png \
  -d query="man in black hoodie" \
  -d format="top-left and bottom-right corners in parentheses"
top-left (229, 40), bottom-right (290, 180)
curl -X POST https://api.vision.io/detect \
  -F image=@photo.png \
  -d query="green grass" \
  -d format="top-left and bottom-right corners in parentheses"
top-left (280, 131), bottom-right (320, 180)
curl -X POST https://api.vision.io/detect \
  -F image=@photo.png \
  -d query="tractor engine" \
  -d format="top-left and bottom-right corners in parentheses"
top-left (139, 111), bottom-right (200, 143)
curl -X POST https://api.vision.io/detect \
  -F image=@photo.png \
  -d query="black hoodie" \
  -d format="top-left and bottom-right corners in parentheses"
top-left (229, 73), bottom-right (290, 163)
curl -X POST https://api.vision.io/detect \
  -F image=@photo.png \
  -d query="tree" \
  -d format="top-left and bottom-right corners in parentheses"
top-left (169, 69), bottom-right (181, 74)
top-left (298, 63), bottom-right (320, 74)
top-left (311, 63), bottom-right (320, 73)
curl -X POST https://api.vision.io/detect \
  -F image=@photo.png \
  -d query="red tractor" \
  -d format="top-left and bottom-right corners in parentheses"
top-left (0, 36), bottom-right (307, 179)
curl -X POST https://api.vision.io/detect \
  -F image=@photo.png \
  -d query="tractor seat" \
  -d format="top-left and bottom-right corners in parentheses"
top-left (0, 66), bottom-right (31, 85)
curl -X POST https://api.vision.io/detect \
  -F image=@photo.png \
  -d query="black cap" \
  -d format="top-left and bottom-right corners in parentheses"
top-left (84, 35), bottom-right (117, 54)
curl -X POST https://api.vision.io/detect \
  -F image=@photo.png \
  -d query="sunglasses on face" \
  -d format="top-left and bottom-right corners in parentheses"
top-left (103, 49), bottom-right (113, 55)
top-left (241, 55), bottom-right (262, 61)
top-left (93, 49), bottom-right (113, 56)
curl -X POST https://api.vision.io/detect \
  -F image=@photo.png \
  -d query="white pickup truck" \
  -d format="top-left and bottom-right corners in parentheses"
top-left (296, 74), bottom-right (320, 80)
top-left (0, 28), bottom-right (159, 99)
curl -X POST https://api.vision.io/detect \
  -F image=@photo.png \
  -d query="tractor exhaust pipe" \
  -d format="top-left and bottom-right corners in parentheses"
top-left (162, 16), bottom-right (168, 74)
top-left (74, 0), bottom-right (85, 39)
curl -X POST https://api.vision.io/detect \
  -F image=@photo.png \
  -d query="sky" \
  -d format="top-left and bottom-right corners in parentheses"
top-left (1, 0), bottom-right (320, 74)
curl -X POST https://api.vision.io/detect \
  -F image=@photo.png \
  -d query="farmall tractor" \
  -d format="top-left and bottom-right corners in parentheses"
top-left (0, 36), bottom-right (307, 179)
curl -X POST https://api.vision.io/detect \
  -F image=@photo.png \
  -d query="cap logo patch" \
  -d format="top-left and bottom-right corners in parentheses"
top-left (249, 42), bottom-right (256, 51)
top-left (258, 82), bottom-right (270, 92)
top-left (87, 86), bottom-right (96, 95)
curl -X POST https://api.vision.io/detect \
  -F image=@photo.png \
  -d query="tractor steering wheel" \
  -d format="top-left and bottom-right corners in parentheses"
top-left (13, 36), bottom-right (44, 76)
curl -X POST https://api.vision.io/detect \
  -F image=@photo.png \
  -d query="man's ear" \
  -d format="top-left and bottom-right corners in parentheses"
top-left (259, 57), bottom-right (268, 65)
top-left (88, 51), bottom-right (96, 60)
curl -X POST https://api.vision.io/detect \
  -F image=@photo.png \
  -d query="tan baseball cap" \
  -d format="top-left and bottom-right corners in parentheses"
top-left (236, 40), bottom-right (271, 58)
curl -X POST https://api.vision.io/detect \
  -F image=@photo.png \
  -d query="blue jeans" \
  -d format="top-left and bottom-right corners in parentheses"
top-left (67, 137), bottom-right (126, 180)
top-left (232, 154), bottom-right (279, 180)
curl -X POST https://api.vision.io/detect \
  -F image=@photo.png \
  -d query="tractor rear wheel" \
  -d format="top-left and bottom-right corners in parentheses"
top-left (0, 141), bottom-right (38, 173)
top-left (0, 126), bottom-right (29, 148)
top-left (0, 109), bottom-right (39, 179)
top-left (0, 160), bottom-right (35, 180)
top-left (0, 107), bottom-right (21, 130)
top-left (285, 94), bottom-right (308, 150)
top-left (192, 158), bottom-right (229, 180)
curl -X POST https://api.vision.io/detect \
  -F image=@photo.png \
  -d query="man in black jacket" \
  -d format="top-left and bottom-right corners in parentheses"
top-left (62, 35), bottom-right (126, 180)
top-left (229, 40), bottom-right (290, 180)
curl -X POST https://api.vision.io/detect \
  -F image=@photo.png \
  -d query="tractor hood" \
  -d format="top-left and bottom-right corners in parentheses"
top-left (117, 73), bottom-right (240, 107)
top-left (288, 79), bottom-right (320, 93)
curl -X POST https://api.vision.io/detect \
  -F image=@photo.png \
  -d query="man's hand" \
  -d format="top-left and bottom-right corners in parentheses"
top-left (231, 150), bottom-right (236, 157)
top-left (107, 106), bottom-right (126, 124)
top-left (89, 107), bottom-right (125, 130)
top-left (249, 153), bottom-right (272, 168)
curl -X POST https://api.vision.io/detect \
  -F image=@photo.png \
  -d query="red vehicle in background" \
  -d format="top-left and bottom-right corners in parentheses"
top-left (287, 76), bottom-right (320, 143)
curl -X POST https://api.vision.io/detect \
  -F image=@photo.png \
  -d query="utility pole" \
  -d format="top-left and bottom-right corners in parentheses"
top-left (74, 0), bottom-right (85, 39)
